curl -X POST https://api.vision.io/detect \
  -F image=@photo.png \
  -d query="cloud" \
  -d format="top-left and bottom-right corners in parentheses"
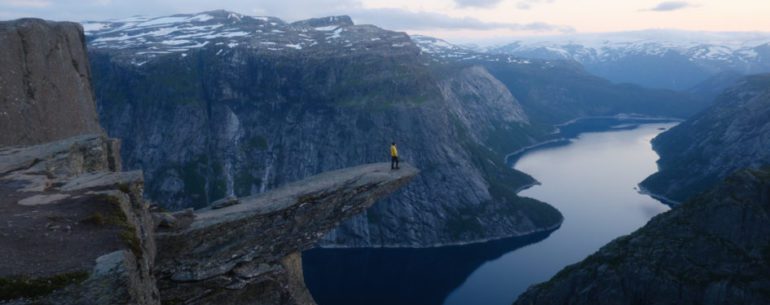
top-left (644, 1), bottom-right (697, 12)
top-left (0, 0), bottom-right (363, 22)
top-left (349, 8), bottom-right (574, 33)
top-left (516, 0), bottom-right (555, 10)
top-left (454, 0), bottom-right (503, 8)
top-left (0, 0), bottom-right (52, 8)
top-left (454, 0), bottom-right (555, 9)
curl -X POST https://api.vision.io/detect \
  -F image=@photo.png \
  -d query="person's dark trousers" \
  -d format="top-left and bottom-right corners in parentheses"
top-left (391, 156), bottom-right (399, 169)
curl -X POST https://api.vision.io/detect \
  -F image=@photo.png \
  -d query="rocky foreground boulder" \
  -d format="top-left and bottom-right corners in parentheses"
top-left (0, 135), bottom-right (417, 305)
top-left (0, 19), bottom-right (103, 146)
top-left (0, 135), bottom-right (156, 304)
top-left (514, 167), bottom-right (770, 305)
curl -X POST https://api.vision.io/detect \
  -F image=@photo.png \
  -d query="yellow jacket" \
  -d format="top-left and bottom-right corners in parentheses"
top-left (390, 145), bottom-right (398, 157)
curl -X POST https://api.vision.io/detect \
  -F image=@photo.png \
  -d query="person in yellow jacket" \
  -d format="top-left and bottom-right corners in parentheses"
top-left (390, 142), bottom-right (399, 170)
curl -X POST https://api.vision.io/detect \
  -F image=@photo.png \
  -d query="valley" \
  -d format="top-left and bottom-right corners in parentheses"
top-left (303, 119), bottom-right (674, 305)
top-left (2, 6), bottom-right (769, 305)
top-left (84, 11), bottom-right (703, 248)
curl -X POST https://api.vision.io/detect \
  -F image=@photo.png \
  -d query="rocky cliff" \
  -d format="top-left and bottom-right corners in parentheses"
top-left (0, 135), bottom-right (418, 305)
top-left (1, 18), bottom-right (419, 305)
top-left (641, 74), bottom-right (770, 203)
top-left (514, 167), bottom-right (770, 305)
top-left (0, 19), bottom-right (103, 146)
top-left (154, 163), bottom-right (418, 305)
top-left (0, 135), bottom-right (158, 305)
top-left (87, 11), bottom-right (563, 247)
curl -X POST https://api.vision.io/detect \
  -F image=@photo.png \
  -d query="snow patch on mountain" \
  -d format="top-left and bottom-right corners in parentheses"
top-left (489, 31), bottom-right (770, 69)
top-left (85, 10), bottom-right (417, 65)
top-left (411, 35), bottom-right (539, 65)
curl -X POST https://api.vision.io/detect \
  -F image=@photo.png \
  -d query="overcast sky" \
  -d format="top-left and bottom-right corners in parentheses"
top-left (1, 0), bottom-right (769, 43)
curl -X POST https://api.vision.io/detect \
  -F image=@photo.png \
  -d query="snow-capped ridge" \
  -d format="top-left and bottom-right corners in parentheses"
top-left (290, 15), bottom-right (353, 28)
top-left (85, 10), bottom-right (416, 66)
top-left (411, 34), bottom-right (539, 65)
top-left (484, 30), bottom-right (770, 90)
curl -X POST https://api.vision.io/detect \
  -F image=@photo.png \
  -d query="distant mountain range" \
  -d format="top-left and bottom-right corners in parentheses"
top-left (83, 14), bottom-right (770, 92)
top-left (485, 30), bottom-right (770, 91)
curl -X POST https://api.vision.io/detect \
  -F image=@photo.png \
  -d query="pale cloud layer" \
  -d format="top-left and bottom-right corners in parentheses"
top-left (454, 0), bottom-right (503, 8)
top-left (2, 0), bottom-right (52, 8)
top-left (516, 0), bottom-right (555, 10)
top-left (0, 0), bottom-right (768, 43)
top-left (351, 8), bottom-right (573, 32)
top-left (646, 1), bottom-right (697, 12)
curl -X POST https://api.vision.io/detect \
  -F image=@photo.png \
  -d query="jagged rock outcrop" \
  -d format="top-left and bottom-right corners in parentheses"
top-left (0, 18), bottom-right (419, 305)
top-left (88, 11), bottom-right (563, 247)
top-left (0, 135), bottom-right (418, 305)
top-left (641, 74), bottom-right (770, 203)
top-left (0, 135), bottom-right (158, 305)
top-left (0, 19), bottom-right (103, 147)
top-left (514, 167), bottom-right (770, 305)
top-left (154, 163), bottom-right (418, 304)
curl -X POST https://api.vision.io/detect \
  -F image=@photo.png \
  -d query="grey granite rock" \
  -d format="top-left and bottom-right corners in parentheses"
top-left (154, 163), bottom-right (418, 304)
top-left (2, 18), bottom-right (420, 305)
top-left (0, 19), bottom-right (103, 147)
top-left (1, 136), bottom-right (418, 305)
top-left (0, 136), bottom-right (159, 305)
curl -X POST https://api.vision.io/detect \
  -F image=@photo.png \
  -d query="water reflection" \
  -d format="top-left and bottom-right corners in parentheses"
top-left (303, 229), bottom-right (555, 305)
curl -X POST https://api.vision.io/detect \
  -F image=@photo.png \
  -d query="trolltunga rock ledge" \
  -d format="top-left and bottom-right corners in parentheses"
top-left (153, 163), bottom-right (418, 297)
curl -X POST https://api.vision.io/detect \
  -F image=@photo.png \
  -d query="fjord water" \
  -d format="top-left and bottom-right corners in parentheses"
top-left (303, 121), bottom-right (675, 305)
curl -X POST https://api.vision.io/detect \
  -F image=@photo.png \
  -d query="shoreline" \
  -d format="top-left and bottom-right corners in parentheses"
top-left (505, 138), bottom-right (571, 164)
top-left (506, 114), bottom-right (682, 165)
top-left (553, 113), bottom-right (683, 129)
top-left (315, 221), bottom-right (563, 250)
top-left (637, 184), bottom-right (681, 207)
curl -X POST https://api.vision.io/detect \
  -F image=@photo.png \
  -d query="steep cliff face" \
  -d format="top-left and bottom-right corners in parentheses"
top-left (0, 19), bottom-right (103, 147)
top-left (641, 74), bottom-right (770, 203)
top-left (514, 167), bottom-right (770, 305)
top-left (0, 135), bottom-right (159, 305)
top-left (0, 19), bottom-right (155, 304)
top-left (89, 12), bottom-right (563, 247)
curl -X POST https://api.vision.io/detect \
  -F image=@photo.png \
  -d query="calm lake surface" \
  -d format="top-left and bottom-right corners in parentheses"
top-left (303, 119), bottom-right (676, 305)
